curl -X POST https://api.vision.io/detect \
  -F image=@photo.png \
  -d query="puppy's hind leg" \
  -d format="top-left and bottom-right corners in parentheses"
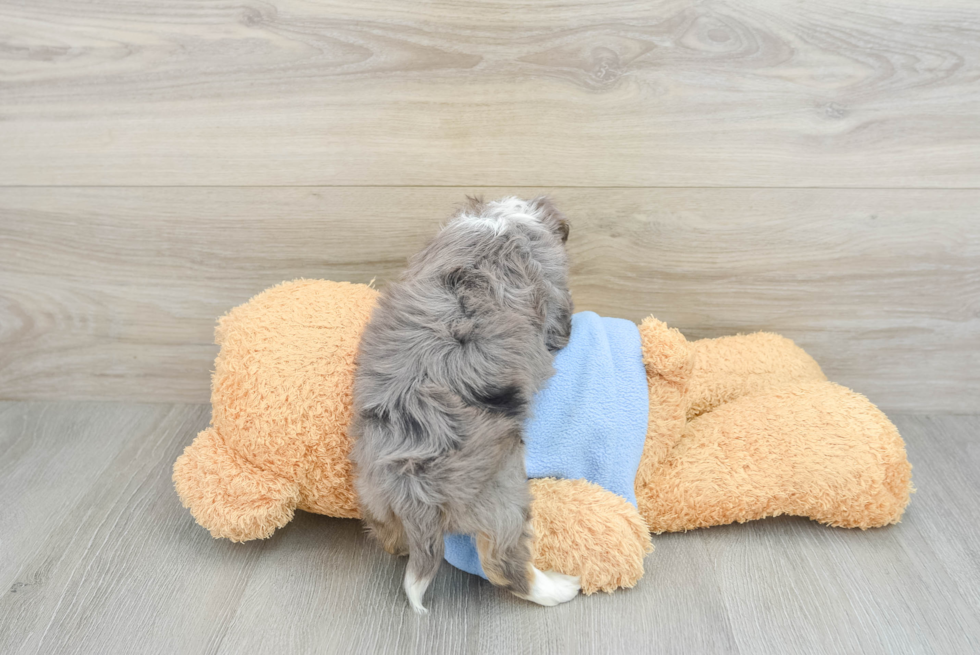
top-left (401, 506), bottom-right (444, 614)
top-left (474, 491), bottom-right (580, 607)
top-left (363, 509), bottom-right (409, 557)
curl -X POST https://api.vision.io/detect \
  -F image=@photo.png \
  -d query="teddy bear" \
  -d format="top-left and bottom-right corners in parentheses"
top-left (173, 279), bottom-right (912, 594)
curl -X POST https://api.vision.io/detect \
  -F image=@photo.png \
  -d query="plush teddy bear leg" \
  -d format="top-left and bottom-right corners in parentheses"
top-left (637, 382), bottom-right (912, 533)
top-left (173, 427), bottom-right (302, 542)
top-left (687, 332), bottom-right (827, 419)
top-left (529, 478), bottom-right (653, 594)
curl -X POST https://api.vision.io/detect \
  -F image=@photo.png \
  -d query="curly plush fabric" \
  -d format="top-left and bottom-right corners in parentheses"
top-left (173, 280), bottom-right (913, 594)
top-left (528, 478), bottom-right (653, 594)
top-left (635, 317), bottom-right (912, 532)
top-left (639, 382), bottom-right (912, 532)
top-left (174, 280), bottom-right (377, 540)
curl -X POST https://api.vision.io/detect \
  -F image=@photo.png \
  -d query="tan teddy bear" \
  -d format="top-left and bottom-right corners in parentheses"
top-left (173, 280), bottom-right (912, 594)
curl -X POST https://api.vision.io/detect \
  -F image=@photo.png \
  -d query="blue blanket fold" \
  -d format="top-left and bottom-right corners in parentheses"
top-left (444, 311), bottom-right (650, 579)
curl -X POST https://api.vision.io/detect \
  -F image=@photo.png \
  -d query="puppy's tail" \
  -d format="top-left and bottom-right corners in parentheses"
top-left (401, 506), bottom-right (444, 615)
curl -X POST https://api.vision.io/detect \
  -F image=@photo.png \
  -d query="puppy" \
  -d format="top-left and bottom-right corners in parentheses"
top-left (350, 197), bottom-right (580, 613)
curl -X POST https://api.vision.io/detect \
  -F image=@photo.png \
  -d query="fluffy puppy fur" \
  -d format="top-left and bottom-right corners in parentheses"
top-left (351, 196), bottom-right (580, 613)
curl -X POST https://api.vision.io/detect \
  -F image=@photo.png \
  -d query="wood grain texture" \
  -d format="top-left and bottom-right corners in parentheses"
top-left (1, 402), bottom-right (977, 654)
top-left (1, 187), bottom-right (977, 411)
top-left (1, 0), bottom-right (979, 186)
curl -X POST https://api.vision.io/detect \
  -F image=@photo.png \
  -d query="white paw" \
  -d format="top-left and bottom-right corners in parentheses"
top-left (404, 568), bottom-right (431, 615)
top-left (518, 567), bottom-right (581, 607)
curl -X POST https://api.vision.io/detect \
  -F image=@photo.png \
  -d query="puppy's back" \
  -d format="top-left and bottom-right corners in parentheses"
top-left (353, 219), bottom-right (555, 474)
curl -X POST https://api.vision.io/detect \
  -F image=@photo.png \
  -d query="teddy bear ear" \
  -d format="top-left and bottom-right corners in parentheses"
top-left (173, 427), bottom-right (301, 542)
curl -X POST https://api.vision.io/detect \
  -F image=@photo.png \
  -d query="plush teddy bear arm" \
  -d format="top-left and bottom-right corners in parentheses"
top-left (638, 382), bottom-right (912, 532)
top-left (687, 332), bottom-right (827, 419)
top-left (173, 427), bottom-right (302, 542)
top-left (529, 478), bottom-right (652, 594)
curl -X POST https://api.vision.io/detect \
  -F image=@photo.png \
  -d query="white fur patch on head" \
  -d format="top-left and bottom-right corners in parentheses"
top-left (456, 196), bottom-right (542, 236)
top-left (458, 214), bottom-right (510, 236)
top-left (516, 566), bottom-right (581, 607)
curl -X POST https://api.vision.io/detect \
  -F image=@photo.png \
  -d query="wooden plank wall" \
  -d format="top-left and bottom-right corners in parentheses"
top-left (1, 1), bottom-right (978, 411)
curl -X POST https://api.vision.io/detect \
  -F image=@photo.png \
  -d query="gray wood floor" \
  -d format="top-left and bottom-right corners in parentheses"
top-left (1, 402), bottom-right (977, 655)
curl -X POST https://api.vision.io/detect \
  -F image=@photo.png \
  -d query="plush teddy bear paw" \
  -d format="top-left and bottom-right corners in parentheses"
top-left (517, 567), bottom-right (581, 606)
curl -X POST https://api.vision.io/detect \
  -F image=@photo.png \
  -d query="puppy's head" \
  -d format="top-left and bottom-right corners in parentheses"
top-left (456, 196), bottom-right (570, 246)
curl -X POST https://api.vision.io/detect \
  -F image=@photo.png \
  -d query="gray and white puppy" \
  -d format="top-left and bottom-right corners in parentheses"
top-left (351, 196), bottom-right (580, 613)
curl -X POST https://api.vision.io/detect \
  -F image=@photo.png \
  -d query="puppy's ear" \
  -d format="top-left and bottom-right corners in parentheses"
top-left (530, 196), bottom-right (570, 244)
top-left (460, 195), bottom-right (487, 216)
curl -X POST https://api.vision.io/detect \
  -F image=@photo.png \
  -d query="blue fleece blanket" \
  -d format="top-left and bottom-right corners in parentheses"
top-left (443, 311), bottom-right (650, 578)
